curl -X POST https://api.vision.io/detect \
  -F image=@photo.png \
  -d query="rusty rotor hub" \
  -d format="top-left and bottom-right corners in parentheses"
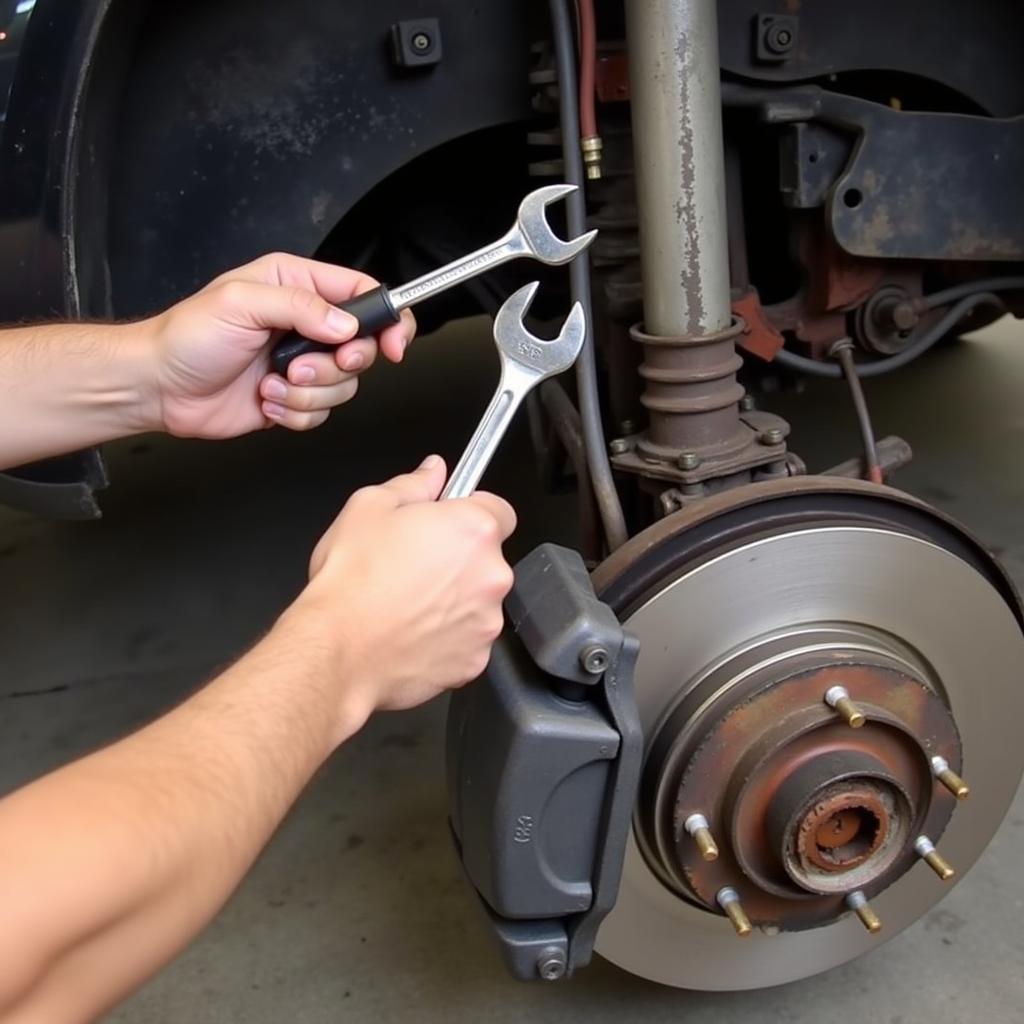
top-left (637, 639), bottom-right (962, 930)
top-left (796, 783), bottom-right (888, 873)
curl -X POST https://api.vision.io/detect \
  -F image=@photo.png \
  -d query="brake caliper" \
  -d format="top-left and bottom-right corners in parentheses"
top-left (446, 544), bottom-right (641, 981)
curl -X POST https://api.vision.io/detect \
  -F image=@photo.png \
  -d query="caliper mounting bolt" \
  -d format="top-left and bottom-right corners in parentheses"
top-left (579, 644), bottom-right (610, 675)
top-left (537, 948), bottom-right (567, 981)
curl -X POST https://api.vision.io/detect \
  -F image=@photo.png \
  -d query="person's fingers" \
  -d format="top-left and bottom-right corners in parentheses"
top-left (379, 309), bottom-right (418, 364)
top-left (261, 375), bottom-right (359, 413)
top-left (214, 280), bottom-right (359, 344)
top-left (260, 403), bottom-right (331, 432)
top-left (283, 340), bottom-right (377, 385)
top-left (331, 338), bottom-right (379, 376)
top-left (370, 455), bottom-right (447, 508)
top-left (460, 491), bottom-right (518, 541)
top-left (220, 253), bottom-right (383, 307)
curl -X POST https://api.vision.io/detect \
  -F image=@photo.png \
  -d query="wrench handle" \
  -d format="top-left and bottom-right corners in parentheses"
top-left (441, 362), bottom-right (538, 500)
top-left (270, 285), bottom-right (400, 376)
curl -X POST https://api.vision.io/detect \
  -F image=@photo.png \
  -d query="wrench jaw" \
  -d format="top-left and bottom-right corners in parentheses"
top-left (517, 184), bottom-right (599, 266)
top-left (494, 282), bottom-right (587, 377)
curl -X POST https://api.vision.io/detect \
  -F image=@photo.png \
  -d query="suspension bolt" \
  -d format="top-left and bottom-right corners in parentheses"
top-left (915, 836), bottom-right (955, 881)
top-left (536, 947), bottom-right (567, 981)
top-left (931, 756), bottom-right (970, 800)
top-left (684, 813), bottom-right (720, 862)
top-left (824, 685), bottom-right (866, 728)
top-left (677, 451), bottom-right (701, 471)
top-left (579, 644), bottom-right (610, 675)
top-left (619, 419), bottom-right (637, 435)
top-left (740, 394), bottom-right (756, 412)
top-left (845, 890), bottom-right (882, 933)
top-left (760, 427), bottom-right (785, 446)
top-left (716, 888), bottom-right (752, 937)
top-left (609, 438), bottom-right (630, 455)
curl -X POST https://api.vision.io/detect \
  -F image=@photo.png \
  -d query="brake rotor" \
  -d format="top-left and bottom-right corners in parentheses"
top-left (590, 478), bottom-right (1024, 990)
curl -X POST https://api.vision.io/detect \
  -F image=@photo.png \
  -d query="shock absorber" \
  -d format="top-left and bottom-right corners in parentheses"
top-left (614, 0), bottom-right (794, 507)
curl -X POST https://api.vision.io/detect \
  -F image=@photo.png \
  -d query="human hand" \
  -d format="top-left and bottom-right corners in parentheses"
top-left (290, 456), bottom-right (517, 734)
top-left (143, 252), bottom-right (417, 438)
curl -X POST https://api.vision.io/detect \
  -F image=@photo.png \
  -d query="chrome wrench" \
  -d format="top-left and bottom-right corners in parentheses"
top-left (271, 184), bottom-right (597, 375)
top-left (442, 282), bottom-right (586, 500)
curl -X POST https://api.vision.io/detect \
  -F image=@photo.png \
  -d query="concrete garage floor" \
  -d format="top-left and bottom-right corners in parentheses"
top-left (2, 316), bottom-right (1023, 1023)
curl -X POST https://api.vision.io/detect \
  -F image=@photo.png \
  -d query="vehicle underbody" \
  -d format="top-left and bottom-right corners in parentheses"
top-left (1, 0), bottom-right (1023, 991)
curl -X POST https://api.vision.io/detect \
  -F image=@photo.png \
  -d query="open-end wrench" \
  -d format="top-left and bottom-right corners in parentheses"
top-left (270, 184), bottom-right (596, 375)
top-left (441, 282), bottom-right (586, 500)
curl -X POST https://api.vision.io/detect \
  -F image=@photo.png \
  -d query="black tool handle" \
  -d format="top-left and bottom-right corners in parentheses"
top-left (270, 285), bottom-right (400, 376)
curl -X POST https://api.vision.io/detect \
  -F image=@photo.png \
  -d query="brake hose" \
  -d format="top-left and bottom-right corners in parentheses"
top-left (831, 339), bottom-right (883, 484)
top-left (549, 0), bottom-right (628, 551)
top-left (773, 291), bottom-right (1007, 379)
top-left (916, 276), bottom-right (1024, 311)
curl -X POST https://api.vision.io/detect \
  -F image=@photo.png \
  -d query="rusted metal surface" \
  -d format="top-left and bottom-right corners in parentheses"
top-left (732, 288), bottom-right (785, 360)
top-left (634, 317), bottom-right (746, 452)
top-left (760, 224), bottom-right (920, 357)
top-left (608, 317), bottom-right (792, 493)
top-left (796, 784), bottom-right (888, 872)
top-left (662, 661), bottom-right (961, 930)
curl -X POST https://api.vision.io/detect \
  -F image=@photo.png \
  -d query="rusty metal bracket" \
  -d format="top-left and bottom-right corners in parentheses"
top-left (610, 316), bottom-right (795, 499)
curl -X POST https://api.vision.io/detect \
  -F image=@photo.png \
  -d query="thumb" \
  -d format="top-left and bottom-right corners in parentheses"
top-left (376, 454), bottom-right (447, 507)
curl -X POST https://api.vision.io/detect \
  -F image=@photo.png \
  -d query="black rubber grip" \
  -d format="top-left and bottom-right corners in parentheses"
top-left (270, 285), bottom-right (400, 376)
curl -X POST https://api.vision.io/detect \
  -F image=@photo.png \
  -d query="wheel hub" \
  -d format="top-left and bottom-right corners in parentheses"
top-left (643, 646), bottom-right (961, 929)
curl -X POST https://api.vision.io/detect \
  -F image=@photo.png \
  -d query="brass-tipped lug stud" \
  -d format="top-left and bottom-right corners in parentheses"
top-left (824, 685), bottom-right (866, 728)
top-left (915, 836), bottom-right (955, 881)
top-left (684, 813), bottom-right (720, 862)
top-left (716, 887), bottom-right (752, 938)
top-left (845, 890), bottom-right (882, 934)
top-left (931, 755), bottom-right (970, 800)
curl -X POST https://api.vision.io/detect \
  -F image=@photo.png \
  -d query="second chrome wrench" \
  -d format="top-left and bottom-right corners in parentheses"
top-left (271, 184), bottom-right (596, 376)
top-left (442, 282), bottom-right (586, 500)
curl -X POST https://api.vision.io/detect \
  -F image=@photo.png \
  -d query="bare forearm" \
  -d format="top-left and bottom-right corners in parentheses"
top-left (0, 322), bottom-right (159, 471)
top-left (0, 603), bottom-right (366, 1023)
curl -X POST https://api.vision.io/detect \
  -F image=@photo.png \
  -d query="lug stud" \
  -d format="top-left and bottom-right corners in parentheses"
top-left (824, 685), bottom-right (866, 728)
top-left (684, 813), bottom-right (719, 862)
top-left (915, 836), bottom-right (955, 880)
top-left (931, 756), bottom-right (970, 800)
top-left (845, 890), bottom-right (882, 934)
top-left (716, 887), bottom-right (752, 938)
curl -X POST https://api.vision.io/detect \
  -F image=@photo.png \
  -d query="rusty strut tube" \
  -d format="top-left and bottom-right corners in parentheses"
top-left (624, 0), bottom-right (745, 464)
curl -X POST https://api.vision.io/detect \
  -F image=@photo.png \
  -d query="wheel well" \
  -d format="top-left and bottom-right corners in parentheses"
top-left (73, 0), bottom-right (534, 319)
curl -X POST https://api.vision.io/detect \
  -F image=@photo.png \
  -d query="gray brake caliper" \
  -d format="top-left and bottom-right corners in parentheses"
top-left (446, 543), bottom-right (642, 981)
